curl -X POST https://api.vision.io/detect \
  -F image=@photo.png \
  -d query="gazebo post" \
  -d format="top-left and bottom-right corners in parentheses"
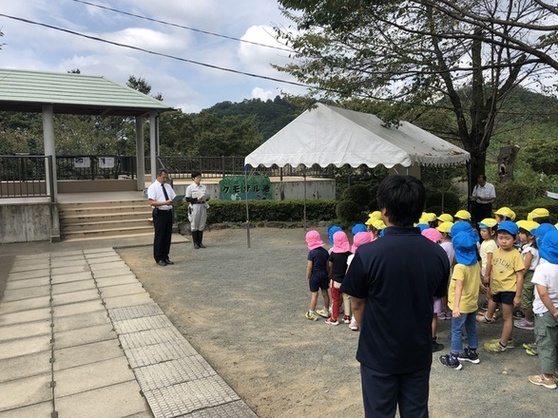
top-left (135, 116), bottom-right (145, 191)
top-left (42, 105), bottom-right (57, 200)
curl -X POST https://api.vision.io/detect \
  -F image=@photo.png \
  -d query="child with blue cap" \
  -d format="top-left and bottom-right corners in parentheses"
top-left (439, 223), bottom-right (481, 370)
top-left (528, 229), bottom-right (558, 389)
top-left (483, 221), bottom-right (525, 353)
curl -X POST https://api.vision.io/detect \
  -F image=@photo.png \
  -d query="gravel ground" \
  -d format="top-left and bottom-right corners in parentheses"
top-left (115, 227), bottom-right (557, 418)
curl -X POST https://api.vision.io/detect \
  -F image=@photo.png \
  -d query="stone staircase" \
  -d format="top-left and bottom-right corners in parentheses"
top-left (58, 199), bottom-right (154, 240)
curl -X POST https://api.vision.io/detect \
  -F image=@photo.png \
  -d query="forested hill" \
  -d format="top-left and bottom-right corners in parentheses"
top-left (204, 96), bottom-right (301, 140)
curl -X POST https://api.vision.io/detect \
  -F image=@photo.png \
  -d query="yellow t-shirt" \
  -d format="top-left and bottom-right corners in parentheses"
top-left (479, 239), bottom-right (497, 276)
top-left (491, 248), bottom-right (524, 293)
top-left (448, 263), bottom-right (481, 314)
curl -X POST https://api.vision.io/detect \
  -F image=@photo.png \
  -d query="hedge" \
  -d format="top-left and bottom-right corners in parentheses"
top-left (175, 199), bottom-right (337, 225)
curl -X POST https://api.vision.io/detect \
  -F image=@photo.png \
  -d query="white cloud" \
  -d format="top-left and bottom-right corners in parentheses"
top-left (251, 87), bottom-right (279, 101)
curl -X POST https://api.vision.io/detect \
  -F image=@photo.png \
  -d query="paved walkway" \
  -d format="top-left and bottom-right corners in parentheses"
top-left (0, 240), bottom-right (257, 417)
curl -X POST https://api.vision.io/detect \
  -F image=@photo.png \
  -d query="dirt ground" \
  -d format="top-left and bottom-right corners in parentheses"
top-left (111, 227), bottom-right (557, 418)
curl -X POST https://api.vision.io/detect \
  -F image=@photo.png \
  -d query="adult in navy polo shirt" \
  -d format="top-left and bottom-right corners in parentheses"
top-left (342, 175), bottom-right (450, 418)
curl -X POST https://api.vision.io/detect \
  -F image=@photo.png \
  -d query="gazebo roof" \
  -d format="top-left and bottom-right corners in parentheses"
top-left (0, 68), bottom-right (173, 116)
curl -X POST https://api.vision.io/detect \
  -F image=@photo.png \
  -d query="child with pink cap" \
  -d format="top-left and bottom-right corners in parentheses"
top-left (305, 230), bottom-right (331, 321)
top-left (326, 230), bottom-right (352, 325)
top-left (346, 231), bottom-right (373, 330)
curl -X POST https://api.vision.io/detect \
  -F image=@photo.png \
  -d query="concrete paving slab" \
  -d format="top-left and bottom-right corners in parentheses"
top-left (113, 315), bottom-right (174, 334)
top-left (94, 268), bottom-right (133, 279)
top-left (0, 307), bottom-right (51, 326)
top-left (54, 323), bottom-right (115, 349)
top-left (51, 289), bottom-right (100, 306)
top-left (0, 334), bottom-right (51, 361)
top-left (108, 303), bottom-right (164, 321)
top-left (103, 293), bottom-right (153, 310)
top-left (8, 269), bottom-right (51, 281)
top-left (143, 376), bottom-right (240, 418)
top-left (0, 295), bottom-right (51, 315)
top-left (0, 351), bottom-right (51, 383)
top-left (96, 274), bottom-right (139, 288)
top-left (54, 356), bottom-right (136, 397)
top-left (83, 248), bottom-right (115, 255)
top-left (5, 276), bottom-right (50, 290)
top-left (9, 261), bottom-right (49, 273)
top-left (133, 355), bottom-right (216, 391)
top-left (50, 250), bottom-right (83, 257)
top-left (0, 373), bottom-right (52, 412)
top-left (55, 380), bottom-right (150, 418)
top-left (52, 299), bottom-right (104, 318)
top-left (0, 319), bottom-right (51, 341)
top-left (50, 271), bottom-right (93, 284)
top-left (50, 259), bottom-right (88, 269)
top-left (51, 265), bottom-right (90, 276)
top-left (99, 282), bottom-right (146, 298)
top-left (86, 255), bottom-right (124, 264)
top-left (0, 401), bottom-right (52, 418)
top-left (118, 327), bottom-right (185, 350)
top-left (49, 255), bottom-right (86, 264)
top-left (54, 310), bottom-right (111, 333)
top-left (53, 339), bottom-right (124, 371)
top-left (90, 261), bottom-right (130, 271)
top-left (51, 279), bottom-right (96, 295)
top-left (1, 285), bottom-right (50, 302)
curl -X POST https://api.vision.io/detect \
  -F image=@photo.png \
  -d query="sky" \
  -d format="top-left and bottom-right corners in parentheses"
top-left (0, 0), bottom-right (308, 113)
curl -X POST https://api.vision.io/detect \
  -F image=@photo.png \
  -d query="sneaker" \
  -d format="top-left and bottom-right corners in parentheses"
top-left (525, 347), bottom-right (538, 356)
top-left (349, 317), bottom-right (359, 331)
top-left (528, 374), bottom-right (557, 389)
top-left (439, 354), bottom-right (462, 370)
top-left (305, 311), bottom-right (319, 321)
top-left (483, 340), bottom-right (507, 353)
top-left (514, 318), bottom-right (535, 330)
top-left (316, 308), bottom-right (330, 318)
top-left (513, 309), bottom-right (525, 320)
top-left (324, 318), bottom-right (339, 326)
top-left (437, 311), bottom-right (450, 320)
top-left (523, 342), bottom-right (536, 350)
top-left (476, 313), bottom-right (496, 324)
top-left (457, 347), bottom-right (480, 364)
top-left (488, 338), bottom-right (515, 349)
top-left (432, 339), bottom-right (444, 353)
top-left (343, 315), bottom-right (351, 324)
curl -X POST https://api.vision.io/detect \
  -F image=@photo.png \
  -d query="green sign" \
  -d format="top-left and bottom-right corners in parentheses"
top-left (219, 175), bottom-right (272, 200)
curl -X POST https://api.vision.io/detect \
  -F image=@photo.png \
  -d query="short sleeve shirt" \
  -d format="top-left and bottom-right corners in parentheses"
top-left (341, 227), bottom-right (450, 374)
top-left (491, 248), bottom-right (524, 293)
top-left (532, 262), bottom-right (558, 314)
top-left (147, 180), bottom-right (176, 210)
top-left (521, 243), bottom-right (540, 271)
top-left (479, 239), bottom-right (497, 275)
top-left (307, 247), bottom-right (329, 281)
top-left (448, 263), bottom-right (481, 314)
top-left (329, 251), bottom-right (351, 283)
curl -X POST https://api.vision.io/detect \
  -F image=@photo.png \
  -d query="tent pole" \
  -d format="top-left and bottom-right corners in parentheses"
top-left (303, 167), bottom-right (307, 230)
top-left (442, 167), bottom-right (445, 213)
top-left (244, 166), bottom-right (251, 249)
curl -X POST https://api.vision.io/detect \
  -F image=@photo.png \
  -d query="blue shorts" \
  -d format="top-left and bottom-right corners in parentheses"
top-left (309, 276), bottom-right (329, 292)
top-left (492, 291), bottom-right (515, 305)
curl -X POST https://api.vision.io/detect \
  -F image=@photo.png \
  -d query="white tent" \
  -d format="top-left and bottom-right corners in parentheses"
top-left (245, 103), bottom-right (469, 169)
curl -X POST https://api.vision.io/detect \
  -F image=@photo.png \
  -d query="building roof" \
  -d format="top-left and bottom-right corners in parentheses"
top-left (0, 68), bottom-right (174, 116)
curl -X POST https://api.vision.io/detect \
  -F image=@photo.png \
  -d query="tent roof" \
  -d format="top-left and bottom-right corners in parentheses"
top-left (0, 68), bottom-right (173, 116)
top-left (245, 103), bottom-right (470, 169)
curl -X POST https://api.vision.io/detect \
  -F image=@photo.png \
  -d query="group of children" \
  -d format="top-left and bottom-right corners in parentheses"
top-left (304, 205), bottom-right (558, 389)
top-left (304, 212), bottom-right (386, 331)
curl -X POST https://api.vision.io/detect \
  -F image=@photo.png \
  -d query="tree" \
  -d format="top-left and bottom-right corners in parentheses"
top-left (274, 0), bottom-right (557, 192)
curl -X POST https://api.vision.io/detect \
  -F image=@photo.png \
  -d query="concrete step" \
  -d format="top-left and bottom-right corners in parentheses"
top-left (60, 211), bottom-right (152, 224)
top-left (59, 204), bottom-right (151, 216)
top-left (58, 199), bottom-right (147, 209)
top-left (62, 218), bottom-right (152, 232)
top-left (61, 225), bottom-right (155, 240)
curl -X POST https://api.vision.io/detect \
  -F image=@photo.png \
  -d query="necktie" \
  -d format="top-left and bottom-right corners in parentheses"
top-left (162, 183), bottom-right (170, 201)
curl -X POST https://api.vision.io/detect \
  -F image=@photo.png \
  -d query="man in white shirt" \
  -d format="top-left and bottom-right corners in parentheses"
top-left (471, 174), bottom-right (496, 224)
top-left (147, 169), bottom-right (177, 266)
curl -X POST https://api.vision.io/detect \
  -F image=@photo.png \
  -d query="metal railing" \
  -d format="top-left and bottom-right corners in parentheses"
top-left (0, 155), bottom-right (54, 200)
top-left (56, 155), bottom-right (136, 180)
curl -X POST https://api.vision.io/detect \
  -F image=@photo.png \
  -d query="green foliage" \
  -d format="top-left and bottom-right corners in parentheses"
top-left (524, 137), bottom-right (558, 175)
top-left (494, 180), bottom-right (547, 208)
top-left (425, 191), bottom-right (461, 215)
top-left (175, 199), bottom-right (337, 225)
top-left (342, 184), bottom-right (373, 208)
top-left (335, 200), bottom-right (367, 224)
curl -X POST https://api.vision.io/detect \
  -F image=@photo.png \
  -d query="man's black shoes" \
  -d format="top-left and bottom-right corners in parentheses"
top-left (164, 259), bottom-right (174, 265)
top-left (157, 260), bottom-right (167, 266)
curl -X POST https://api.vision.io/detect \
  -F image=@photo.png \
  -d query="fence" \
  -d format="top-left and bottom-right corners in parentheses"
top-left (0, 155), bottom-right (55, 200)
top-left (56, 155), bottom-right (137, 180)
